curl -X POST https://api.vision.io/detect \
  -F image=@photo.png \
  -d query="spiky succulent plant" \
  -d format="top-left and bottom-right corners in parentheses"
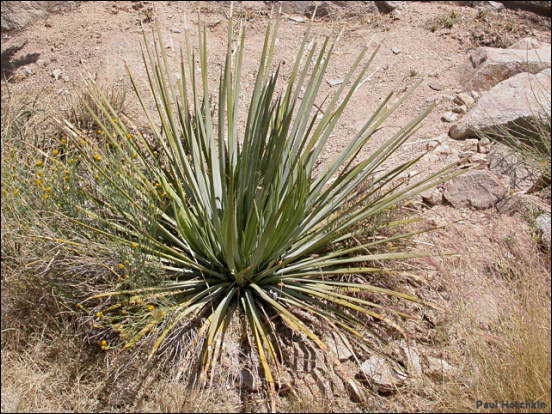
top-left (49, 14), bottom-right (458, 409)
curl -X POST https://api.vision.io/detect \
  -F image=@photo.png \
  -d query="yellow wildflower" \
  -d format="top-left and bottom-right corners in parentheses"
top-left (132, 153), bottom-right (137, 159)
top-left (147, 305), bottom-right (154, 311)
top-left (45, 187), bottom-right (51, 192)
top-left (37, 171), bottom-right (43, 177)
top-left (36, 179), bottom-right (43, 185)
top-left (57, 203), bottom-right (61, 208)
top-left (96, 312), bottom-right (103, 318)
top-left (124, 274), bottom-right (129, 279)
top-left (36, 160), bottom-right (43, 167)
top-left (64, 175), bottom-right (70, 181)
top-left (101, 340), bottom-right (107, 346)
top-left (93, 154), bottom-right (101, 161)
top-left (94, 174), bottom-right (100, 180)
top-left (52, 149), bottom-right (59, 156)
top-left (131, 243), bottom-right (138, 248)
top-left (120, 309), bottom-right (128, 315)
top-left (43, 193), bottom-right (49, 199)
top-left (160, 192), bottom-right (166, 198)
top-left (154, 183), bottom-right (161, 188)
top-left (92, 323), bottom-right (101, 329)
top-left (97, 129), bottom-right (103, 135)
top-left (61, 138), bottom-right (67, 144)
top-left (118, 263), bottom-right (125, 269)
top-left (126, 134), bottom-right (132, 139)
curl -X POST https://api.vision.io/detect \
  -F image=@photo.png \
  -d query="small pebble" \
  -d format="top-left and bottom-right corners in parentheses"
top-left (441, 112), bottom-right (458, 122)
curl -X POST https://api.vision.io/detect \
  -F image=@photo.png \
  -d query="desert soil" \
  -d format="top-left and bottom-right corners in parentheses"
top-left (1, 1), bottom-right (550, 412)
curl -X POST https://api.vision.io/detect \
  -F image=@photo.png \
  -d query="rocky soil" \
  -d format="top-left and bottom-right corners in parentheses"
top-left (1, 1), bottom-right (550, 412)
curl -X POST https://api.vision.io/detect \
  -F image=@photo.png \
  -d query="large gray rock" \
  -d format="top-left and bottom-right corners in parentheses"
top-left (455, 1), bottom-right (551, 16)
top-left (449, 69), bottom-right (551, 140)
top-left (1, 1), bottom-right (78, 32)
top-left (443, 170), bottom-right (508, 209)
top-left (375, 1), bottom-right (402, 13)
top-left (502, 1), bottom-right (551, 17)
top-left (509, 37), bottom-right (550, 50)
top-left (463, 46), bottom-right (550, 91)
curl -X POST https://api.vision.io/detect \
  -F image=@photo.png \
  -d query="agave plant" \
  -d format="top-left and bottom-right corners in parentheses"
top-left (54, 14), bottom-right (457, 408)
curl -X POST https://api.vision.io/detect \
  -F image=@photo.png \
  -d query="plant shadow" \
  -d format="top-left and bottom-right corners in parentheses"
top-left (1, 41), bottom-right (40, 81)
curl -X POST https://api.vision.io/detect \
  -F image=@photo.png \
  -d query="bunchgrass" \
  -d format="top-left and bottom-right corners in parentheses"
top-left (2, 15), bottom-right (460, 410)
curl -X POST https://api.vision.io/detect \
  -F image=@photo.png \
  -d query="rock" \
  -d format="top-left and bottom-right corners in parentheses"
top-left (465, 152), bottom-right (488, 165)
top-left (425, 356), bottom-right (454, 381)
top-left (509, 37), bottom-right (549, 50)
top-left (496, 193), bottom-right (551, 216)
top-left (1, 1), bottom-right (79, 31)
top-left (22, 66), bottom-right (32, 75)
top-left (390, 9), bottom-right (401, 19)
top-left (241, 369), bottom-right (259, 392)
top-left (478, 137), bottom-right (492, 153)
top-left (399, 343), bottom-right (423, 378)
top-left (428, 82), bottom-right (443, 91)
top-left (51, 69), bottom-right (62, 80)
top-left (480, 1), bottom-right (504, 10)
top-left (501, 1), bottom-right (551, 17)
top-left (325, 332), bottom-right (353, 361)
top-left (535, 214), bottom-right (551, 247)
top-left (443, 170), bottom-right (507, 209)
top-left (463, 138), bottom-right (479, 152)
top-left (463, 45), bottom-right (550, 91)
top-left (375, 1), bottom-right (402, 13)
top-left (288, 15), bottom-right (306, 22)
top-left (470, 90), bottom-right (480, 101)
top-left (488, 143), bottom-right (537, 192)
top-left (170, 27), bottom-right (181, 33)
top-left (279, 1), bottom-right (311, 15)
top-left (442, 112), bottom-right (458, 123)
top-left (392, 47), bottom-right (400, 55)
top-left (454, 92), bottom-right (475, 107)
top-left (434, 143), bottom-right (451, 155)
top-left (452, 105), bottom-right (467, 114)
top-left (454, 1), bottom-right (503, 10)
top-left (358, 355), bottom-right (407, 393)
top-left (449, 69), bottom-right (551, 140)
top-left (327, 78), bottom-right (344, 87)
top-left (421, 188), bottom-right (444, 206)
top-left (305, 2), bottom-right (333, 18)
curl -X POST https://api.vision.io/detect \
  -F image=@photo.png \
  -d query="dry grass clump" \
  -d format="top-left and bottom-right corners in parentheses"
top-left (415, 207), bottom-right (551, 413)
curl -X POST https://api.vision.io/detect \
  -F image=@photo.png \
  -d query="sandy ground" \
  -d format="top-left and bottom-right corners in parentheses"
top-left (1, 1), bottom-right (550, 412)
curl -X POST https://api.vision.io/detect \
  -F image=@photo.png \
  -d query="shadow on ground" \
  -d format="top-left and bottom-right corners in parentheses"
top-left (1, 41), bottom-right (40, 81)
